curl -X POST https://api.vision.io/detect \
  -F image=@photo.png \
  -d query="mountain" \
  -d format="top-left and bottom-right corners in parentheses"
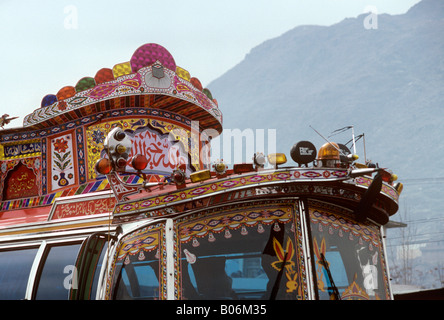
top-left (209, 0), bottom-right (443, 175)
top-left (208, 0), bottom-right (444, 288)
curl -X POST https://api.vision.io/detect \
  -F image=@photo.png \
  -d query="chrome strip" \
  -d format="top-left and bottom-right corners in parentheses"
top-left (0, 215), bottom-right (114, 243)
top-left (381, 225), bottom-right (394, 300)
top-left (25, 241), bottom-right (46, 300)
top-left (298, 199), bottom-right (316, 300)
top-left (165, 219), bottom-right (175, 300)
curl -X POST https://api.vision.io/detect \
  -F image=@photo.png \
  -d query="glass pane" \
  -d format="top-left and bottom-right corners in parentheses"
top-left (0, 247), bottom-right (38, 300)
top-left (89, 241), bottom-right (108, 299)
top-left (178, 202), bottom-right (307, 300)
top-left (113, 253), bottom-right (160, 299)
top-left (35, 243), bottom-right (81, 300)
top-left (309, 202), bottom-right (391, 300)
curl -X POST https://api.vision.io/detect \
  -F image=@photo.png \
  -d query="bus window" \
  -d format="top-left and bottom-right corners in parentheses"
top-left (0, 247), bottom-right (39, 300)
top-left (34, 243), bottom-right (82, 300)
top-left (177, 202), bottom-right (308, 300)
top-left (109, 224), bottom-right (164, 300)
top-left (308, 201), bottom-right (391, 300)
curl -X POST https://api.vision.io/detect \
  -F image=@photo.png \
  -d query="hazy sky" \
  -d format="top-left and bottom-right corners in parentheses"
top-left (0, 0), bottom-right (420, 126)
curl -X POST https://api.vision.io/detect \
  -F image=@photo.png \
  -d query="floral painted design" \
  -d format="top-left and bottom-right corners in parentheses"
top-left (53, 138), bottom-right (69, 153)
top-left (91, 130), bottom-right (105, 144)
top-left (51, 133), bottom-right (75, 191)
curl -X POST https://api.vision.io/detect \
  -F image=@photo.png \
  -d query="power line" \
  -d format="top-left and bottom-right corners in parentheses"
top-left (386, 239), bottom-right (444, 247)
top-left (387, 230), bottom-right (444, 241)
top-left (402, 217), bottom-right (444, 224)
top-left (401, 177), bottom-right (444, 185)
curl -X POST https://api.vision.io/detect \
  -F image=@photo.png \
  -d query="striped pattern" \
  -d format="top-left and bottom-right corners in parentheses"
top-left (0, 174), bottom-right (144, 212)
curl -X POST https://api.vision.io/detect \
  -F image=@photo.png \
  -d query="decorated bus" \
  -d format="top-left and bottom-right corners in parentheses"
top-left (0, 43), bottom-right (402, 300)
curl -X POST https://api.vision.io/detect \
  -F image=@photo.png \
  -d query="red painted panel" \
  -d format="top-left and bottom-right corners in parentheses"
top-left (51, 197), bottom-right (116, 220)
top-left (3, 163), bottom-right (39, 200)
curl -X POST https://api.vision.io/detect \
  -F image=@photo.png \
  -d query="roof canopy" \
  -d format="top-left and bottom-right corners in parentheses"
top-left (22, 43), bottom-right (222, 133)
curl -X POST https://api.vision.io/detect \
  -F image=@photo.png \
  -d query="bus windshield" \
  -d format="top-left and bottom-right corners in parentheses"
top-left (177, 202), bottom-right (308, 300)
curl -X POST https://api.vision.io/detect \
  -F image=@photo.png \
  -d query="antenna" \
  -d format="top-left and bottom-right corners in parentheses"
top-left (351, 126), bottom-right (356, 155)
top-left (329, 125), bottom-right (357, 155)
top-left (309, 125), bottom-right (345, 156)
top-left (345, 132), bottom-right (367, 164)
top-left (362, 133), bottom-right (367, 164)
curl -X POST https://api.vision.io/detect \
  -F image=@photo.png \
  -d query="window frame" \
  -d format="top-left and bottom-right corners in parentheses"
top-left (105, 220), bottom-right (167, 300)
top-left (0, 243), bottom-right (41, 300)
top-left (30, 237), bottom-right (84, 300)
top-left (69, 232), bottom-right (111, 300)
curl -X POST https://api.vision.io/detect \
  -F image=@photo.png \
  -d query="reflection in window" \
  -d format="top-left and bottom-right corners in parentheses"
top-left (0, 247), bottom-right (39, 300)
top-left (34, 243), bottom-right (81, 300)
top-left (111, 225), bottom-right (163, 300)
top-left (309, 202), bottom-right (391, 300)
top-left (113, 253), bottom-right (160, 299)
top-left (89, 241), bottom-right (108, 299)
top-left (178, 203), bottom-right (307, 300)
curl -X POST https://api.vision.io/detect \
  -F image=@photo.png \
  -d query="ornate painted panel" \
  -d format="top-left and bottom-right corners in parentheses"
top-left (24, 57), bottom-right (221, 131)
top-left (86, 118), bottom-right (199, 181)
top-left (0, 157), bottom-right (41, 201)
top-left (114, 168), bottom-right (352, 216)
top-left (50, 196), bottom-right (116, 220)
top-left (48, 132), bottom-right (77, 192)
top-left (2, 163), bottom-right (38, 200)
top-left (0, 139), bottom-right (41, 160)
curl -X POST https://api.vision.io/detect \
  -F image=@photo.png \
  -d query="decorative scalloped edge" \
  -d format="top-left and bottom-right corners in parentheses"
top-left (25, 44), bottom-right (220, 127)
